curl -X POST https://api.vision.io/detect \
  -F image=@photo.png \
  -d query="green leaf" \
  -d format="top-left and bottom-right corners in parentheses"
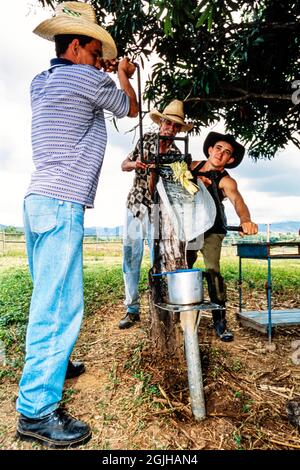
top-left (155, 2), bottom-right (166, 21)
top-left (164, 15), bottom-right (173, 37)
top-left (176, 62), bottom-right (189, 69)
top-left (112, 117), bottom-right (119, 132)
top-left (252, 37), bottom-right (265, 46)
top-left (194, 0), bottom-right (210, 17)
top-left (196, 5), bottom-right (210, 28)
top-left (207, 7), bottom-right (213, 32)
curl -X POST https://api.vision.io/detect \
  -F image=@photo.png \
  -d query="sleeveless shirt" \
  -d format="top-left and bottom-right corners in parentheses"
top-left (191, 161), bottom-right (229, 235)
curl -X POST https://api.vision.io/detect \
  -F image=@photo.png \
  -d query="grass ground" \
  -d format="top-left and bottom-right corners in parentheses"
top-left (0, 242), bottom-right (300, 450)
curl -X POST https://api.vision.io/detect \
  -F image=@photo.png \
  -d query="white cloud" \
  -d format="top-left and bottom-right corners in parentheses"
top-left (0, 0), bottom-right (299, 228)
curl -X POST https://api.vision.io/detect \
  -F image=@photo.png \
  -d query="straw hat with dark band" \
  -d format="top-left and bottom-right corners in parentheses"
top-left (203, 131), bottom-right (245, 169)
top-left (149, 100), bottom-right (194, 132)
top-left (33, 1), bottom-right (117, 60)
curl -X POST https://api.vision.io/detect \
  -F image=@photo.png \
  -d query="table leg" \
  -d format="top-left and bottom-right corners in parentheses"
top-left (267, 256), bottom-right (272, 342)
top-left (238, 256), bottom-right (242, 313)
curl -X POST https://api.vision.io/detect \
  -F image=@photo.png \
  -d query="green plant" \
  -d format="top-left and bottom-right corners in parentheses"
top-left (103, 413), bottom-right (116, 425)
top-left (123, 342), bottom-right (145, 371)
top-left (233, 431), bottom-right (244, 450)
top-left (0, 268), bottom-right (32, 351)
top-left (242, 401), bottom-right (253, 413)
top-left (230, 359), bottom-right (244, 373)
top-left (61, 387), bottom-right (77, 405)
top-left (146, 384), bottom-right (160, 397)
top-left (83, 265), bottom-right (124, 315)
top-left (109, 364), bottom-right (120, 386)
top-left (233, 391), bottom-right (253, 414)
top-left (133, 370), bottom-right (152, 391)
top-left (211, 365), bottom-right (224, 380)
top-left (100, 440), bottom-right (111, 450)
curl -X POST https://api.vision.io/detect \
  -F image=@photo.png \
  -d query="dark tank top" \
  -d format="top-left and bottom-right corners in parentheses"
top-left (191, 161), bottom-right (229, 235)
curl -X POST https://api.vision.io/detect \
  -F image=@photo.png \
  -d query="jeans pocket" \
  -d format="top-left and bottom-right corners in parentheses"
top-left (26, 196), bottom-right (59, 234)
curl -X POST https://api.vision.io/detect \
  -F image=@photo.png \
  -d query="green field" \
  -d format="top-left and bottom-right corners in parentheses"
top-left (0, 243), bottom-right (299, 366)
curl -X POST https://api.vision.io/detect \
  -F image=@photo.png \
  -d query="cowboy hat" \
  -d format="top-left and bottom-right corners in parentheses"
top-left (203, 131), bottom-right (245, 169)
top-left (149, 100), bottom-right (194, 132)
top-left (33, 1), bottom-right (117, 60)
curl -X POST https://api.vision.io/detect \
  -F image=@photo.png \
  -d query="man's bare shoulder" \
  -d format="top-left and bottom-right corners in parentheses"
top-left (220, 173), bottom-right (238, 190)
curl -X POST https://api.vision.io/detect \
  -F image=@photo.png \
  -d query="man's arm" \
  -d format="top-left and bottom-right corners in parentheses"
top-left (117, 58), bottom-right (138, 117)
top-left (121, 156), bottom-right (136, 172)
top-left (220, 176), bottom-right (258, 235)
top-left (121, 156), bottom-right (149, 172)
top-left (122, 134), bottom-right (155, 172)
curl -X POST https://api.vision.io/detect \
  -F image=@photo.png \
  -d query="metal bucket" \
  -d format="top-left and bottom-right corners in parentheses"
top-left (163, 269), bottom-right (203, 305)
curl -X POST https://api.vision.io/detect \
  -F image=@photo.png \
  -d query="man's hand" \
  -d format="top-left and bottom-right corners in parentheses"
top-left (197, 175), bottom-right (212, 187)
top-left (240, 221), bottom-right (258, 236)
top-left (135, 157), bottom-right (156, 170)
top-left (135, 159), bottom-right (149, 170)
top-left (97, 58), bottom-right (118, 73)
top-left (97, 58), bottom-right (136, 78)
top-left (122, 156), bottom-right (154, 172)
top-left (118, 57), bottom-right (136, 79)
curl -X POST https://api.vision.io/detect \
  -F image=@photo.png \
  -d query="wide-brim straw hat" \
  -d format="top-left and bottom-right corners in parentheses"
top-left (203, 131), bottom-right (245, 168)
top-left (33, 1), bottom-right (117, 60)
top-left (149, 100), bottom-right (194, 132)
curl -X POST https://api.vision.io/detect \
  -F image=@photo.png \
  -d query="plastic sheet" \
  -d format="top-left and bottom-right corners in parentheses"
top-left (157, 177), bottom-right (216, 243)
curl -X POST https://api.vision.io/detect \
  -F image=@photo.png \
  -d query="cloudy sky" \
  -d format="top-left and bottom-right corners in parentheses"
top-left (0, 0), bottom-right (299, 229)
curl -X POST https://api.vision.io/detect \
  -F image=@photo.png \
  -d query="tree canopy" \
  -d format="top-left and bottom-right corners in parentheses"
top-left (37, 0), bottom-right (299, 159)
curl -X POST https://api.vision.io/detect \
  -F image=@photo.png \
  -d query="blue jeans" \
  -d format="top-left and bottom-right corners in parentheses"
top-left (122, 209), bottom-right (154, 314)
top-left (16, 195), bottom-right (85, 418)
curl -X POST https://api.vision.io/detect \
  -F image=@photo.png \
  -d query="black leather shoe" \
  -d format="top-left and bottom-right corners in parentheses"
top-left (16, 408), bottom-right (92, 448)
top-left (65, 360), bottom-right (85, 379)
top-left (213, 319), bottom-right (234, 342)
top-left (119, 313), bottom-right (140, 329)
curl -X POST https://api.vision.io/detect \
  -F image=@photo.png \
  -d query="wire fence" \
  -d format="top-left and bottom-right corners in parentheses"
top-left (1, 229), bottom-right (298, 256)
top-left (0, 230), bottom-right (122, 255)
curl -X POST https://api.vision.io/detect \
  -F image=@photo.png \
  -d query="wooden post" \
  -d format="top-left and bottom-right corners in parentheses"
top-left (149, 199), bottom-right (187, 360)
top-left (2, 229), bottom-right (5, 254)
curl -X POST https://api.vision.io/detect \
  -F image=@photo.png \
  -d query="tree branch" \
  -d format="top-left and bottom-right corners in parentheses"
top-left (290, 135), bottom-right (300, 149)
top-left (185, 91), bottom-right (292, 103)
top-left (226, 21), bottom-right (300, 32)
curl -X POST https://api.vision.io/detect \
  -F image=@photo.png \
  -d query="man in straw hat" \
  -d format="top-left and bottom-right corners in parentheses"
top-left (16, 1), bottom-right (138, 448)
top-left (119, 100), bottom-right (194, 329)
top-left (187, 131), bottom-right (258, 342)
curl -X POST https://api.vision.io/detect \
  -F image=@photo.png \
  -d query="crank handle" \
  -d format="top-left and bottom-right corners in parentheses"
top-left (226, 225), bottom-right (243, 233)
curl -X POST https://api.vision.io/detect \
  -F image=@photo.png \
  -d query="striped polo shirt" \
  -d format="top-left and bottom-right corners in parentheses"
top-left (26, 58), bottom-right (129, 207)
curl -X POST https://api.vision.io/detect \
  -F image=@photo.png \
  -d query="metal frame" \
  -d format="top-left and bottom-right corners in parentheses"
top-left (237, 241), bottom-right (300, 342)
top-left (154, 301), bottom-right (224, 313)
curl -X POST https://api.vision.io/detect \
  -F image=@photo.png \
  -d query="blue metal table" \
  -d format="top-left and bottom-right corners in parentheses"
top-left (235, 241), bottom-right (300, 341)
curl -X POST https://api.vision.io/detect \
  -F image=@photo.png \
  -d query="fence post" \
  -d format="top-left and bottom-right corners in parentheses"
top-left (1, 229), bottom-right (5, 254)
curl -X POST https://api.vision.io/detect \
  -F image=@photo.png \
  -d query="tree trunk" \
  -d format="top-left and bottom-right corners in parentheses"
top-left (149, 200), bottom-right (187, 361)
